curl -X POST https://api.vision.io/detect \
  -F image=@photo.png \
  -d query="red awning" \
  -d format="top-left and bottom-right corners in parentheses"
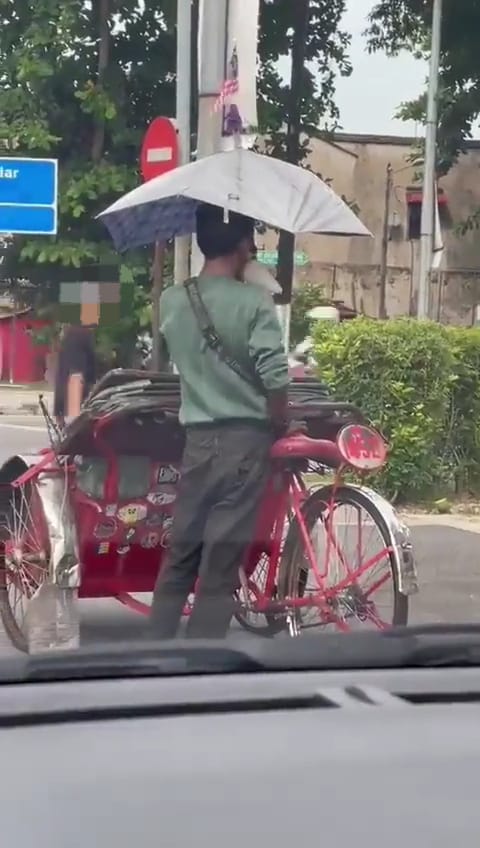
top-left (406, 188), bottom-right (448, 206)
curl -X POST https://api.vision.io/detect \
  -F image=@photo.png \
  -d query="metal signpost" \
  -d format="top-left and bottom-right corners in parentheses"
top-left (140, 117), bottom-right (179, 370)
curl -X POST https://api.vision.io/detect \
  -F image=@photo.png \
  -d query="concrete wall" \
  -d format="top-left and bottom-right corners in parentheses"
top-left (257, 133), bottom-right (480, 322)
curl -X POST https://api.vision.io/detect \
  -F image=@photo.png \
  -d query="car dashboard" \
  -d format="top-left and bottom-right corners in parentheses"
top-left (2, 662), bottom-right (480, 847)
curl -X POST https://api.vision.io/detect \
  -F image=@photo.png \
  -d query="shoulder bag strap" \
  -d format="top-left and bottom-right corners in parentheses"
top-left (184, 277), bottom-right (264, 392)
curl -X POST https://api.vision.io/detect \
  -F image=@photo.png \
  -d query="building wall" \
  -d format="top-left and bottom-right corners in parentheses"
top-left (257, 133), bottom-right (480, 322)
top-left (0, 317), bottom-right (50, 383)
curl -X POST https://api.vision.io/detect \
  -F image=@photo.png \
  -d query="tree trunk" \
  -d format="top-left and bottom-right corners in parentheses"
top-left (91, 0), bottom-right (110, 163)
top-left (275, 0), bottom-right (310, 305)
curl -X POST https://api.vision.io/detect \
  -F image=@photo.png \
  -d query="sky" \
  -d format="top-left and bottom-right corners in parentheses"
top-left (334, 0), bottom-right (427, 135)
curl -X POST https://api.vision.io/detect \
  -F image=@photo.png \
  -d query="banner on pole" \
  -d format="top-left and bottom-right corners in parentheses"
top-left (220, 0), bottom-right (259, 151)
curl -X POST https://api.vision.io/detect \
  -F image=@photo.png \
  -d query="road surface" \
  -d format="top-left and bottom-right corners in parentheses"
top-left (0, 418), bottom-right (479, 653)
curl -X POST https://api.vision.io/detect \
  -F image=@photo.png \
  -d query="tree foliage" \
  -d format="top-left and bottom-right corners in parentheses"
top-left (257, 0), bottom-right (351, 152)
top-left (0, 0), bottom-right (351, 356)
top-left (0, 0), bottom-right (175, 284)
top-left (0, 0), bottom-right (178, 356)
top-left (257, 0), bottom-right (352, 302)
top-left (366, 1), bottom-right (480, 175)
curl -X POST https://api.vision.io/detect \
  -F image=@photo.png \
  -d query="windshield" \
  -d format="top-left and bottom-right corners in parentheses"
top-left (0, 0), bottom-right (477, 681)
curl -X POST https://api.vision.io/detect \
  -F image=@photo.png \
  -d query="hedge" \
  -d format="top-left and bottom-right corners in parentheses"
top-left (312, 318), bottom-right (480, 503)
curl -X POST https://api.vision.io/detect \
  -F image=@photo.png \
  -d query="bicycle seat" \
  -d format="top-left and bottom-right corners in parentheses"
top-left (270, 433), bottom-right (341, 467)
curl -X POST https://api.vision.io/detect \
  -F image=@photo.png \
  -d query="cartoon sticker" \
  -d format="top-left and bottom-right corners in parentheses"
top-left (93, 520), bottom-right (116, 540)
top-left (126, 527), bottom-right (136, 541)
top-left (117, 503), bottom-right (147, 525)
top-left (147, 492), bottom-right (176, 507)
top-left (162, 516), bottom-right (173, 530)
top-left (157, 464), bottom-right (180, 485)
top-left (98, 542), bottom-right (110, 555)
top-left (141, 532), bottom-right (160, 549)
top-left (117, 545), bottom-right (130, 556)
top-left (105, 503), bottom-right (117, 517)
top-left (146, 512), bottom-right (163, 527)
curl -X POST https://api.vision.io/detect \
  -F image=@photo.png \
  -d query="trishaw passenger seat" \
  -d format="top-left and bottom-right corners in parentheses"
top-left (270, 433), bottom-right (341, 467)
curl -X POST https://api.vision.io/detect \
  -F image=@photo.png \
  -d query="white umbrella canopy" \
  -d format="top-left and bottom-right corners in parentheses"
top-left (98, 148), bottom-right (371, 252)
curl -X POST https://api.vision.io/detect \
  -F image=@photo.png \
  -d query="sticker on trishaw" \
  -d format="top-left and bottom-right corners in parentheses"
top-left (105, 503), bottom-right (117, 517)
top-left (160, 528), bottom-right (172, 548)
top-left (146, 512), bottom-right (163, 527)
top-left (93, 520), bottom-right (117, 540)
top-left (117, 545), bottom-right (130, 556)
top-left (117, 503), bottom-right (148, 524)
top-left (157, 465), bottom-right (180, 485)
top-left (147, 491), bottom-right (176, 507)
top-left (162, 515), bottom-right (173, 530)
top-left (336, 424), bottom-right (387, 471)
top-left (126, 527), bottom-right (136, 541)
top-left (98, 542), bottom-right (110, 555)
top-left (141, 532), bottom-right (160, 549)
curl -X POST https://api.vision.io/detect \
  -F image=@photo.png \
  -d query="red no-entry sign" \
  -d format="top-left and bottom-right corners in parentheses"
top-left (140, 117), bottom-right (179, 182)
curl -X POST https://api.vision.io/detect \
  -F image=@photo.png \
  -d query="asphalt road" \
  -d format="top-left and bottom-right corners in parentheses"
top-left (0, 418), bottom-right (479, 653)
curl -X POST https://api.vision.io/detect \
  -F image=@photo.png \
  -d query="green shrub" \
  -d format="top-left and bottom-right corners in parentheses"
top-left (447, 327), bottom-right (480, 492)
top-left (312, 318), bottom-right (455, 502)
top-left (290, 282), bottom-right (327, 348)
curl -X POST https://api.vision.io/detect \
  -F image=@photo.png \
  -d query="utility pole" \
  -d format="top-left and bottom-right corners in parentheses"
top-left (191, 0), bottom-right (227, 274)
top-left (379, 163), bottom-right (393, 319)
top-left (174, 0), bottom-right (192, 284)
top-left (417, 0), bottom-right (443, 319)
top-left (275, 0), bottom-right (310, 351)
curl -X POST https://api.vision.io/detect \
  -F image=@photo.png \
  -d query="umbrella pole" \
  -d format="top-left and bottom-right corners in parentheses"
top-left (150, 241), bottom-right (165, 371)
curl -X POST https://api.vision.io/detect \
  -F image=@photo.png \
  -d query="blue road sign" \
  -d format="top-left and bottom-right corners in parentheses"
top-left (0, 157), bottom-right (58, 235)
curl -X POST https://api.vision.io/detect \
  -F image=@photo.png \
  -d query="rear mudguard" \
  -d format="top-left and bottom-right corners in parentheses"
top-left (309, 483), bottom-right (418, 597)
top-left (0, 453), bottom-right (80, 589)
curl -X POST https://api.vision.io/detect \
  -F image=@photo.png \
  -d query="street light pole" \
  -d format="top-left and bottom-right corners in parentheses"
top-left (174, 0), bottom-right (192, 284)
top-left (417, 0), bottom-right (443, 319)
top-left (379, 163), bottom-right (393, 319)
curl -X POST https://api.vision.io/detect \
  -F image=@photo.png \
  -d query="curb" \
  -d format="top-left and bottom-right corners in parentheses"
top-left (400, 512), bottom-right (480, 533)
top-left (0, 405), bottom-right (43, 416)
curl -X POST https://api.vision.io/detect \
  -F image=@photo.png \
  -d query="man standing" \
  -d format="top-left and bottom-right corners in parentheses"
top-left (151, 202), bottom-right (290, 640)
top-left (53, 324), bottom-right (97, 427)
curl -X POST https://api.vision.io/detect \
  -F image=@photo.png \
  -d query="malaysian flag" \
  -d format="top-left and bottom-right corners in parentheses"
top-left (214, 43), bottom-right (239, 111)
top-left (213, 77), bottom-right (239, 112)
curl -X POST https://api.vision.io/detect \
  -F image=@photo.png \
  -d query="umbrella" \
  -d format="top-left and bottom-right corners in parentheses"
top-left (98, 148), bottom-right (371, 252)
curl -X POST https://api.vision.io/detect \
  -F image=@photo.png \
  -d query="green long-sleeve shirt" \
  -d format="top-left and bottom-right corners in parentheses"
top-left (159, 276), bottom-right (289, 426)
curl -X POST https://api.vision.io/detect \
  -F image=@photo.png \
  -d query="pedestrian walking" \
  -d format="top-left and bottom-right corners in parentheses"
top-left (53, 324), bottom-right (97, 428)
top-left (150, 202), bottom-right (290, 640)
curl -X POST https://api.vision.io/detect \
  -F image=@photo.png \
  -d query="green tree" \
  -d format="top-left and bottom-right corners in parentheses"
top-left (0, 0), bottom-right (352, 358)
top-left (0, 0), bottom-right (177, 358)
top-left (366, 1), bottom-right (480, 176)
top-left (257, 0), bottom-right (352, 303)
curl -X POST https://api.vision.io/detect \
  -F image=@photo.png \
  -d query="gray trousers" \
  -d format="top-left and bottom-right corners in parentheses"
top-left (150, 422), bottom-right (273, 639)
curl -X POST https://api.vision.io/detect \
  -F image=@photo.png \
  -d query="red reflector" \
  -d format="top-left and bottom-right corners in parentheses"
top-left (336, 424), bottom-right (387, 471)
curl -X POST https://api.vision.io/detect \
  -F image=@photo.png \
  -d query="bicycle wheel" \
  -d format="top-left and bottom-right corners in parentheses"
top-left (277, 485), bottom-right (407, 635)
top-left (233, 549), bottom-right (286, 637)
top-left (0, 480), bottom-right (50, 651)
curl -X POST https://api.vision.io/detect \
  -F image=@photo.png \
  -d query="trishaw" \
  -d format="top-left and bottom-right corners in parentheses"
top-left (0, 146), bottom-right (419, 651)
top-left (0, 370), bottom-right (418, 652)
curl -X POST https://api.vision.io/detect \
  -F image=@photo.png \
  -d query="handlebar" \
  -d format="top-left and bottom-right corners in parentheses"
top-left (288, 401), bottom-right (366, 421)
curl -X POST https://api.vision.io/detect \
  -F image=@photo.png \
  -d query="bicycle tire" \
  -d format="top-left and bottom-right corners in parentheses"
top-left (277, 485), bottom-right (408, 633)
